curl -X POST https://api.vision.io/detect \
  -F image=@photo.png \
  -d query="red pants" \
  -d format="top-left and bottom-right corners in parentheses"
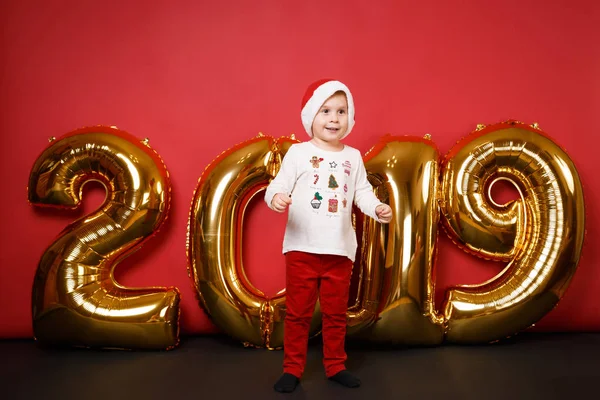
top-left (283, 251), bottom-right (353, 378)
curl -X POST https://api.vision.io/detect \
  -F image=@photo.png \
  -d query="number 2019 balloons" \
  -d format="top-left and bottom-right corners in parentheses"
top-left (27, 121), bottom-right (585, 350)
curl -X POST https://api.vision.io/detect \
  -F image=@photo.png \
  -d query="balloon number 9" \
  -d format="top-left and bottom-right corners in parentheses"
top-left (28, 121), bottom-right (585, 349)
top-left (28, 127), bottom-right (180, 350)
top-left (440, 122), bottom-right (585, 342)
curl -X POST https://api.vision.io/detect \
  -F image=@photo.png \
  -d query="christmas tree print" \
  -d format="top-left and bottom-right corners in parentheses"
top-left (328, 174), bottom-right (339, 189)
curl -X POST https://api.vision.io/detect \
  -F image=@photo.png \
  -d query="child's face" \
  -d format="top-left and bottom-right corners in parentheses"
top-left (311, 92), bottom-right (348, 144)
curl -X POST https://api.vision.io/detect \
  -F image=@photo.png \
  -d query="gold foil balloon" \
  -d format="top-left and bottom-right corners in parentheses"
top-left (347, 136), bottom-right (445, 344)
top-left (440, 121), bottom-right (585, 343)
top-left (187, 134), bottom-right (321, 349)
top-left (28, 126), bottom-right (180, 350)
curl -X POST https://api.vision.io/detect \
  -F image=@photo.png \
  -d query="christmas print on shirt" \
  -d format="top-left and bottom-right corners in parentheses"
top-left (328, 174), bottom-right (339, 189)
top-left (310, 192), bottom-right (323, 209)
top-left (307, 154), bottom-right (351, 218)
top-left (310, 156), bottom-right (324, 168)
top-left (328, 196), bottom-right (338, 213)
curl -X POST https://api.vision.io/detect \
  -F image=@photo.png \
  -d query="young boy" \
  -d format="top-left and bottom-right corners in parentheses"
top-left (265, 79), bottom-right (393, 393)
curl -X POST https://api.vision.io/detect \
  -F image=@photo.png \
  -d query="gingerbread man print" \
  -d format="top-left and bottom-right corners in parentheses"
top-left (310, 156), bottom-right (324, 168)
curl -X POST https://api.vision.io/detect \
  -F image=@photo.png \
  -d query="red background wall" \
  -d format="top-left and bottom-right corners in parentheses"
top-left (1, 0), bottom-right (598, 338)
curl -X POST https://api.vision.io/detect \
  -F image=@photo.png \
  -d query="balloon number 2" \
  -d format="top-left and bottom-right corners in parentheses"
top-left (28, 121), bottom-right (585, 350)
top-left (28, 127), bottom-right (180, 350)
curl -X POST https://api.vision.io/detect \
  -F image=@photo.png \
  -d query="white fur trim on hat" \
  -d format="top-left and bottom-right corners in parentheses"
top-left (300, 80), bottom-right (355, 139)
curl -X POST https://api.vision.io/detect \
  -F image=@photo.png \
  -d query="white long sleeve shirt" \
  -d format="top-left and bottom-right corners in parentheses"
top-left (265, 141), bottom-right (383, 262)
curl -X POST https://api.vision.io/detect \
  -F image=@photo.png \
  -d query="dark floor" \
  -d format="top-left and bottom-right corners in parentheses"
top-left (1, 333), bottom-right (599, 400)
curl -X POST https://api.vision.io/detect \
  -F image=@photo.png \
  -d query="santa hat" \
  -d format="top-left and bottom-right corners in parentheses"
top-left (300, 79), bottom-right (355, 139)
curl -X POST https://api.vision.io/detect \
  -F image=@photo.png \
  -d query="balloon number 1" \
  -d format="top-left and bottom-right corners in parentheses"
top-left (28, 122), bottom-right (585, 350)
top-left (347, 136), bottom-right (445, 345)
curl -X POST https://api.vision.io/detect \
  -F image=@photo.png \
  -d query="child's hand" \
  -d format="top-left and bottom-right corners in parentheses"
top-left (375, 204), bottom-right (392, 223)
top-left (271, 193), bottom-right (292, 213)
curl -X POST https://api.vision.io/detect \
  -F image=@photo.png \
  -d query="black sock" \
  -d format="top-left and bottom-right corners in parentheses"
top-left (274, 373), bottom-right (300, 393)
top-left (328, 370), bottom-right (361, 388)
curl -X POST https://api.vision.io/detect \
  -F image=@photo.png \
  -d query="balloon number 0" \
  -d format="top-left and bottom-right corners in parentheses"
top-left (28, 122), bottom-right (585, 350)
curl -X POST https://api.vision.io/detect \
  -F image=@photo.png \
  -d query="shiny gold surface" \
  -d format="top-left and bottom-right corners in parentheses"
top-left (28, 126), bottom-right (180, 350)
top-left (187, 135), bottom-right (321, 349)
top-left (347, 136), bottom-right (445, 344)
top-left (440, 121), bottom-right (585, 342)
top-left (28, 122), bottom-right (585, 349)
